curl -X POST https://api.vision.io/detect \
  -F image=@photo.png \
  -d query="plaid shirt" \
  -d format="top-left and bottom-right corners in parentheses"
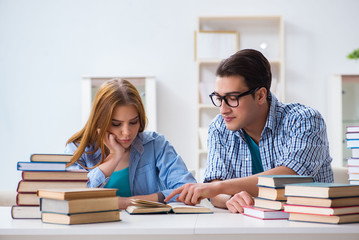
top-left (204, 94), bottom-right (334, 183)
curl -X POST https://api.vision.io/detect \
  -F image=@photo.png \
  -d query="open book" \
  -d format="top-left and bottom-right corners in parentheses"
top-left (126, 199), bottom-right (213, 214)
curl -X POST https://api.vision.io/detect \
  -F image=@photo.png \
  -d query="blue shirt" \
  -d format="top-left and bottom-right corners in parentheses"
top-left (204, 94), bottom-right (334, 183)
top-left (243, 131), bottom-right (264, 175)
top-left (65, 131), bottom-right (196, 202)
top-left (105, 167), bottom-right (132, 197)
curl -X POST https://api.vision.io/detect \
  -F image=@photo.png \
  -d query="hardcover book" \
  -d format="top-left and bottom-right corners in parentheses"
top-left (37, 188), bottom-right (117, 200)
top-left (257, 175), bottom-right (313, 188)
top-left (41, 210), bottom-right (120, 225)
top-left (284, 182), bottom-right (359, 198)
top-left (17, 162), bottom-right (67, 171)
top-left (22, 170), bottom-right (88, 181)
top-left (286, 196), bottom-right (359, 207)
top-left (347, 139), bottom-right (359, 148)
top-left (16, 193), bottom-right (39, 206)
top-left (254, 197), bottom-right (285, 210)
top-left (347, 158), bottom-right (359, 166)
top-left (347, 126), bottom-right (359, 133)
top-left (352, 148), bottom-right (359, 158)
top-left (40, 196), bottom-right (119, 214)
top-left (289, 212), bottom-right (359, 224)
top-left (257, 186), bottom-right (286, 201)
top-left (346, 132), bottom-right (359, 140)
top-left (17, 180), bottom-right (87, 193)
top-left (126, 199), bottom-right (213, 214)
top-left (30, 153), bottom-right (73, 163)
top-left (242, 206), bottom-right (289, 220)
top-left (11, 205), bottom-right (41, 219)
top-left (284, 204), bottom-right (359, 216)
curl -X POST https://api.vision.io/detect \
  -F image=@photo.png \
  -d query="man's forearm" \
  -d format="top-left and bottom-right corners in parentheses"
top-left (209, 194), bottom-right (232, 208)
top-left (217, 166), bottom-right (297, 197)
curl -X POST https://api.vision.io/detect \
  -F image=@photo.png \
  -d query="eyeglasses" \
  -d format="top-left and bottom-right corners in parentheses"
top-left (209, 87), bottom-right (260, 108)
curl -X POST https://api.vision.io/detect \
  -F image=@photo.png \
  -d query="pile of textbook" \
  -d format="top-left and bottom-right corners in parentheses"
top-left (12, 154), bottom-right (88, 219)
top-left (242, 175), bottom-right (313, 220)
top-left (346, 126), bottom-right (359, 185)
top-left (38, 188), bottom-right (120, 224)
top-left (284, 182), bottom-right (359, 224)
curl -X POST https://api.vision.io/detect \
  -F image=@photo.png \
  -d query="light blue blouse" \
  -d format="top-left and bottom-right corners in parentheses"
top-left (65, 131), bottom-right (196, 202)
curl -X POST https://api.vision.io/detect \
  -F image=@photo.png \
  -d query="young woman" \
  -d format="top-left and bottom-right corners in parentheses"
top-left (65, 79), bottom-right (196, 209)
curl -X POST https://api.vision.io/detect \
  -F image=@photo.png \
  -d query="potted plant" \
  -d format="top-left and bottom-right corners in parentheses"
top-left (347, 48), bottom-right (359, 61)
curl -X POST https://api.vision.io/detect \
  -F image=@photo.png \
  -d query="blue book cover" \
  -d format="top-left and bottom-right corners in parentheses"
top-left (17, 161), bottom-right (66, 171)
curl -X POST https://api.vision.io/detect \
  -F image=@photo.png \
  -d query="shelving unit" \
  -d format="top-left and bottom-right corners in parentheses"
top-left (194, 16), bottom-right (285, 181)
top-left (81, 76), bottom-right (157, 131)
top-left (327, 74), bottom-right (359, 167)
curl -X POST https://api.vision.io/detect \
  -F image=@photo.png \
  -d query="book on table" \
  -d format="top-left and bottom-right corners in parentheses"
top-left (11, 205), bottom-right (41, 219)
top-left (21, 170), bottom-right (88, 181)
top-left (41, 210), bottom-right (121, 225)
top-left (257, 186), bottom-right (286, 201)
top-left (37, 188), bottom-right (118, 200)
top-left (346, 132), bottom-right (359, 140)
top-left (254, 197), bottom-right (285, 210)
top-left (347, 126), bottom-right (359, 133)
top-left (257, 175), bottom-right (313, 188)
top-left (40, 196), bottom-right (119, 214)
top-left (352, 148), bottom-right (359, 158)
top-left (17, 180), bottom-right (87, 193)
top-left (286, 196), bottom-right (359, 207)
top-left (16, 192), bottom-right (39, 206)
top-left (348, 166), bottom-right (359, 174)
top-left (30, 153), bottom-right (73, 163)
top-left (347, 139), bottom-right (359, 148)
top-left (242, 206), bottom-right (289, 220)
top-left (284, 204), bottom-right (359, 215)
top-left (347, 158), bottom-right (359, 166)
top-left (349, 173), bottom-right (359, 181)
top-left (17, 162), bottom-right (67, 171)
top-left (288, 212), bottom-right (359, 224)
top-left (126, 199), bottom-right (213, 214)
top-left (284, 182), bottom-right (359, 198)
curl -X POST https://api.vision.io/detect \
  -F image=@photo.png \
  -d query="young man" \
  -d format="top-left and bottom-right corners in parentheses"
top-left (165, 49), bottom-right (333, 213)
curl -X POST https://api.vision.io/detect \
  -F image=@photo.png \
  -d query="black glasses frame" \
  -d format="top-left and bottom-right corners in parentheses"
top-left (209, 87), bottom-right (260, 108)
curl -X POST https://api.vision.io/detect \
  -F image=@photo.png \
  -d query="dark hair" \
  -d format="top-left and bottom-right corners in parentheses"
top-left (216, 49), bottom-right (272, 101)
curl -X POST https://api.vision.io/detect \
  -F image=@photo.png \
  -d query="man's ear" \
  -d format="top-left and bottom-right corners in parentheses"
top-left (257, 87), bottom-right (267, 104)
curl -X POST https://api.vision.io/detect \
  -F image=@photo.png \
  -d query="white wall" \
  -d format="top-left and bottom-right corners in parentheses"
top-left (1, 0), bottom-right (359, 190)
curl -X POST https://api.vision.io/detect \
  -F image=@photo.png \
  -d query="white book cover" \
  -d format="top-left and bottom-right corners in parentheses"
top-left (347, 126), bottom-right (359, 133)
top-left (353, 148), bottom-right (359, 158)
top-left (347, 140), bottom-right (359, 148)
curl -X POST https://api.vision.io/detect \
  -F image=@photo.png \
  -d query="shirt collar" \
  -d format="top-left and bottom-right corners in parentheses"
top-left (130, 132), bottom-right (154, 155)
top-left (264, 92), bottom-right (278, 132)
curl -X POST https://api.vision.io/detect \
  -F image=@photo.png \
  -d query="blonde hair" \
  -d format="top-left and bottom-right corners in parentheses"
top-left (66, 79), bottom-right (147, 168)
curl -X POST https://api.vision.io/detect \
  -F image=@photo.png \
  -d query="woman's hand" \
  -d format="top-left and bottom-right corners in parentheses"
top-left (118, 197), bottom-right (132, 210)
top-left (98, 130), bottom-right (126, 177)
top-left (103, 131), bottom-right (126, 160)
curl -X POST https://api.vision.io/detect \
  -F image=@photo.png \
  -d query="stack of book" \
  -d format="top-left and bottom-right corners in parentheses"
top-left (38, 188), bottom-right (120, 224)
top-left (12, 154), bottom-right (88, 219)
top-left (284, 182), bottom-right (359, 224)
top-left (346, 126), bottom-right (359, 185)
top-left (243, 175), bottom-right (313, 220)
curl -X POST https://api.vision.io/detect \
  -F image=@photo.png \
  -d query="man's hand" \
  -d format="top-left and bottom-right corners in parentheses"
top-left (225, 191), bottom-right (254, 213)
top-left (164, 182), bottom-right (221, 205)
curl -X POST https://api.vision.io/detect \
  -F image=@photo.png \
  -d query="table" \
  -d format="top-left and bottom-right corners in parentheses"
top-left (1, 207), bottom-right (359, 240)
